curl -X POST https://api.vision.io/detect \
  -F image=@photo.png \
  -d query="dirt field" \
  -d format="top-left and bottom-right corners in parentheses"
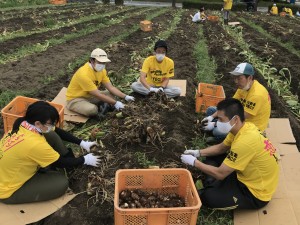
top-left (0, 3), bottom-right (300, 225)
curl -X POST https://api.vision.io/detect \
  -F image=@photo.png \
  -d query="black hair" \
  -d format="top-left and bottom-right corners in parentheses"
top-left (200, 6), bottom-right (205, 12)
top-left (217, 98), bottom-right (245, 122)
top-left (154, 40), bottom-right (168, 53)
top-left (11, 101), bottom-right (59, 134)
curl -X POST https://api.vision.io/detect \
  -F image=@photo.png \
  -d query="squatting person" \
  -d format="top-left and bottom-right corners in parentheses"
top-left (181, 98), bottom-right (279, 209)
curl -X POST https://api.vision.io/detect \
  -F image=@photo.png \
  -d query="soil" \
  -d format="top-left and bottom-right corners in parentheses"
top-left (0, 4), bottom-right (299, 225)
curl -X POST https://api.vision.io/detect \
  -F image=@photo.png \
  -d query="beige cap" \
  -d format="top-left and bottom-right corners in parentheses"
top-left (90, 48), bottom-right (111, 62)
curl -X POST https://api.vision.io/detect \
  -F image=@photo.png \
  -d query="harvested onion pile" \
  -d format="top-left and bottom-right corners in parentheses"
top-left (119, 189), bottom-right (185, 208)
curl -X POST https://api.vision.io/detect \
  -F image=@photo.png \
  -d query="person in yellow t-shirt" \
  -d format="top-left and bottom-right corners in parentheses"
top-left (283, 7), bottom-right (294, 17)
top-left (0, 101), bottom-right (100, 204)
top-left (131, 40), bottom-right (181, 98)
top-left (66, 48), bottom-right (135, 117)
top-left (181, 98), bottom-right (279, 209)
top-left (223, 0), bottom-right (233, 25)
top-left (202, 63), bottom-right (270, 143)
top-left (270, 4), bottom-right (278, 15)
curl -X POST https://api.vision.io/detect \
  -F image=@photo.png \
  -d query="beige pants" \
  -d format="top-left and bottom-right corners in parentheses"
top-left (66, 91), bottom-right (113, 117)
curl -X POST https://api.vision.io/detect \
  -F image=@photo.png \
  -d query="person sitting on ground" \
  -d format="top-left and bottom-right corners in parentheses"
top-left (190, 6), bottom-right (207, 23)
top-left (0, 101), bottom-right (100, 204)
top-left (270, 3), bottom-right (278, 15)
top-left (131, 40), bottom-right (181, 98)
top-left (66, 48), bottom-right (135, 117)
top-left (181, 98), bottom-right (279, 209)
top-left (283, 7), bottom-right (294, 17)
top-left (202, 63), bottom-right (271, 143)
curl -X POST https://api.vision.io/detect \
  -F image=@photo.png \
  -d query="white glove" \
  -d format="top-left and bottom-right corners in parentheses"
top-left (125, 95), bottom-right (135, 102)
top-left (83, 153), bottom-right (100, 167)
top-left (80, 140), bottom-right (98, 152)
top-left (181, 154), bottom-right (196, 166)
top-left (149, 87), bottom-right (159, 93)
top-left (184, 149), bottom-right (201, 158)
top-left (201, 115), bottom-right (214, 123)
top-left (203, 122), bottom-right (215, 131)
top-left (114, 101), bottom-right (125, 110)
top-left (158, 87), bottom-right (164, 92)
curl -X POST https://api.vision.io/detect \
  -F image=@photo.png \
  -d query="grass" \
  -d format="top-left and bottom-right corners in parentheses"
top-left (194, 25), bottom-right (218, 83)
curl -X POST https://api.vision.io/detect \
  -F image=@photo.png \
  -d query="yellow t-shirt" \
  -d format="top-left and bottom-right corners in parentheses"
top-left (141, 56), bottom-right (174, 86)
top-left (223, 122), bottom-right (279, 201)
top-left (233, 80), bottom-right (270, 132)
top-left (0, 127), bottom-right (59, 199)
top-left (66, 62), bottom-right (110, 101)
top-left (270, 6), bottom-right (278, 15)
top-left (224, 0), bottom-right (233, 10)
top-left (284, 8), bottom-right (293, 16)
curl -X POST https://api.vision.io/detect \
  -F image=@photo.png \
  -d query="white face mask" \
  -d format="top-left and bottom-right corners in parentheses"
top-left (217, 116), bottom-right (237, 134)
top-left (95, 63), bottom-right (105, 72)
top-left (42, 124), bottom-right (54, 133)
top-left (155, 54), bottom-right (165, 62)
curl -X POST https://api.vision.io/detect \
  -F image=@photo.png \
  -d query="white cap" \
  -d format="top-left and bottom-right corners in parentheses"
top-left (273, 3), bottom-right (276, 6)
top-left (229, 63), bottom-right (255, 76)
top-left (90, 48), bottom-right (111, 63)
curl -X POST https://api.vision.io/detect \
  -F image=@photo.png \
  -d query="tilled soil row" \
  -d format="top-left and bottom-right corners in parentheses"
top-left (0, 3), bottom-right (93, 20)
top-left (231, 13), bottom-right (300, 100)
top-left (203, 20), bottom-right (300, 149)
top-left (235, 11), bottom-right (300, 51)
top-left (42, 9), bottom-right (200, 225)
top-left (0, 7), bottom-right (137, 55)
top-left (0, 7), bottom-right (161, 95)
top-left (0, 4), bottom-right (116, 34)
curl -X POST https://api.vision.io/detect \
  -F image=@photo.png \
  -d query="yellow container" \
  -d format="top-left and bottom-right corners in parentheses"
top-left (195, 83), bottom-right (225, 113)
top-left (1, 96), bottom-right (64, 134)
top-left (114, 168), bottom-right (201, 225)
top-left (140, 20), bottom-right (152, 32)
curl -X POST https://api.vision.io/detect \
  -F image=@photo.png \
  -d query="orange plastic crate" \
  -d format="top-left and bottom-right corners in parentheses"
top-left (49, 0), bottom-right (67, 4)
top-left (140, 20), bottom-right (152, 32)
top-left (280, 12), bottom-right (286, 17)
top-left (207, 15), bottom-right (219, 22)
top-left (195, 83), bottom-right (225, 113)
top-left (1, 96), bottom-right (64, 134)
top-left (114, 168), bottom-right (201, 225)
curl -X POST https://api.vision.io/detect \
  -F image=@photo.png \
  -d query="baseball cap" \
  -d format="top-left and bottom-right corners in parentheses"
top-left (273, 3), bottom-right (276, 6)
top-left (90, 48), bottom-right (111, 63)
top-left (229, 63), bottom-right (255, 76)
top-left (154, 40), bottom-right (168, 52)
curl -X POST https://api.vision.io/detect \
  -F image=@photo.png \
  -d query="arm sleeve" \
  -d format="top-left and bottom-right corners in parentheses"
top-left (166, 60), bottom-right (174, 78)
top-left (141, 58), bottom-right (150, 74)
top-left (51, 150), bottom-right (84, 168)
top-left (55, 127), bottom-right (81, 145)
